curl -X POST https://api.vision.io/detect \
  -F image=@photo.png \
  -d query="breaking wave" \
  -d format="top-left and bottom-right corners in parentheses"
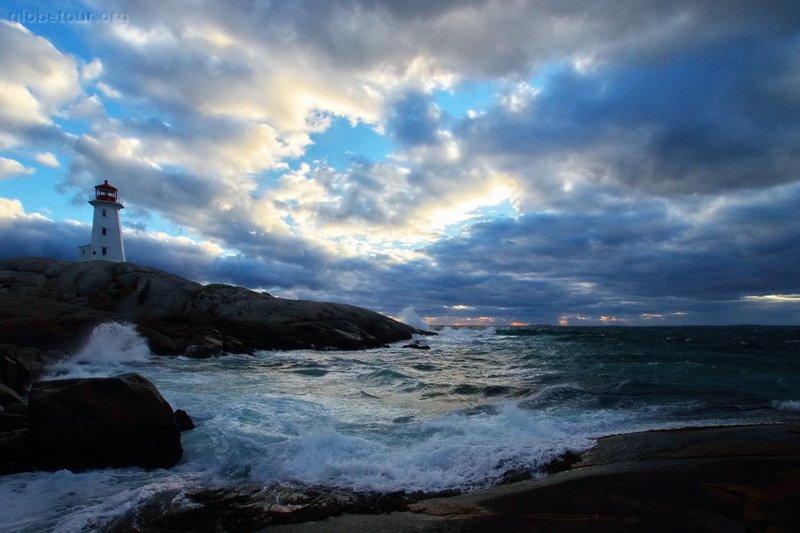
top-left (48, 322), bottom-right (152, 377)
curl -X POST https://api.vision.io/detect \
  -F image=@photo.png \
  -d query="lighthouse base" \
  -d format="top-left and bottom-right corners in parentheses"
top-left (78, 244), bottom-right (92, 261)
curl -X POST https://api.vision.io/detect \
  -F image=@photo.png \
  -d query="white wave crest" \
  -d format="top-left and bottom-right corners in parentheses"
top-left (75, 322), bottom-right (151, 363)
top-left (397, 306), bottom-right (429, 330)
top-left (49, 322), bottom-right (152, 377)
top-left (245, 401), bottom-right (592, 493)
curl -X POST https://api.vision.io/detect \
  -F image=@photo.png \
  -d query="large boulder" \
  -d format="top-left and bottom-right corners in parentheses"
top-left (28, 373), bottom-right (182, 471)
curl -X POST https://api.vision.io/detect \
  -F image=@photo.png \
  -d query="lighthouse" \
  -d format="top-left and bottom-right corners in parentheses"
top-left (78, 180), bottom-right (126, 262)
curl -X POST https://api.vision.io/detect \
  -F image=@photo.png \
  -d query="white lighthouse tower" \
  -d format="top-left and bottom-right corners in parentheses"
top-left (78, 180), bottom-right (126, 262)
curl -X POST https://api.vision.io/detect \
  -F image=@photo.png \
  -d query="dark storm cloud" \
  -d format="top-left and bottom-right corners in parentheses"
top-left (0, 213), bottom-right (84, 261)
top-left (88, 0), bottom-right (799, 80)
top-left (459, 34), bottom-right (800, 195)
top-left (409, 182), bottom-right (800, 319)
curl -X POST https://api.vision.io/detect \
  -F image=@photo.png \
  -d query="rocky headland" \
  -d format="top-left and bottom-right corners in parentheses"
top-left (0, 256), bottom-right (421, 383)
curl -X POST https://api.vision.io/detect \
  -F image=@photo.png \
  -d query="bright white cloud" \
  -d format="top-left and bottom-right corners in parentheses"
top-left (35, 152), bottom-right (60, 168)
top-left (0, 197), bottom-right (46, 220)
top-left (0, 80), bottom-right (50, 128)
top-left (0, 156), bottom-right (34, 179)
top-left (0, 20), bottom-right (80, 129)
top-left (137, 229), bottom-right (226, 258)
top-left (81, 58), bottom-right (104, 82)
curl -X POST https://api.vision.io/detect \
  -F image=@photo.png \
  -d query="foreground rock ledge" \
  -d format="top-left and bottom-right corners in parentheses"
top-left (0, 257), bottom-right (420, 360)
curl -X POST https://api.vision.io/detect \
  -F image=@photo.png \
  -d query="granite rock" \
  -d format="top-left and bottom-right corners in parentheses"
top-left (28, 373), bottom-right (183, 471)
top-left (0, 257), bottom-right (420, 364)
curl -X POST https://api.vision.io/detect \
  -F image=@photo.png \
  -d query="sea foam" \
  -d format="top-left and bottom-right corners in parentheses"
top-left (245, 401), bottom-right (595, 493)
top-left (397, 306), bottom-right (429, 331)
top-left (47, 322), bottom-right (152, 377)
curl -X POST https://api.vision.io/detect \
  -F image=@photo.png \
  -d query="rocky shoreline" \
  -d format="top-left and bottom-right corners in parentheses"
top-left (97, 423), bottom-right (800, 531)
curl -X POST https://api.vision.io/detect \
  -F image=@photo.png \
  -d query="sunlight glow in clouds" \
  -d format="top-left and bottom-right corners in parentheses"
top-left (0, 1), bottom-right (799, 324)
top-left (744, 295), bottom-right (800, 303)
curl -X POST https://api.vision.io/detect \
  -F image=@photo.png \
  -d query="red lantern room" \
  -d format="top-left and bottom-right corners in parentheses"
top-left (94, 180), bottom-right (121, 204)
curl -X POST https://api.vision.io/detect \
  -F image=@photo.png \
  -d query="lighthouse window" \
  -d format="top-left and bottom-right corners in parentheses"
top-left (102, 208), bottom-right (107, 217)
top-left (102, 247), bottom-right (107, 256)
top-left (102, 227), bottom-right (107, 235)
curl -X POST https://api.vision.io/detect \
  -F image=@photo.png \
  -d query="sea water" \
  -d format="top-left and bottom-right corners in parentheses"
top-left (2, 323), bottom-right (799, 531)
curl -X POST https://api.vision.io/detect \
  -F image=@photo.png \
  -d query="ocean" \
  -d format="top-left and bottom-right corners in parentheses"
top-left (3, 323), bottom-right (800, 531)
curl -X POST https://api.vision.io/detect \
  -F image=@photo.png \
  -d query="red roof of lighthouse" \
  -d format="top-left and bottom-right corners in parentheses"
top-left (95, 180), bottom-right (118, 191)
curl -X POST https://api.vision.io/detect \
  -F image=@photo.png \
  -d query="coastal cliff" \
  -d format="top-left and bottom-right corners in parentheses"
top-left (0, 256), bottom-right (418, 378)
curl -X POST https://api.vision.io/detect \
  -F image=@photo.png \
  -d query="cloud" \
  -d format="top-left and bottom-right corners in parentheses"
top-left (57, 1), bottom-right (800, 253)
top-left (0, 157), bottom-right (34, 179)
top-left (2, 1), bottom-right (800, 325)
top-left (0, 20), bottom-right (80, 133)
top-left (411, 181), bottom-right (800, 321)
top-left (34, 151), bottom-right (59, 167)
top-left (457, 34), bottom-right (800, 198)
top-left (388, 91), bottom-right (442, 146)
top-left (744, 294), bottom-right (800, 303)
top-left (80, 58), bottom-right (103, 82)
top-left (0, 197), bottom-right (33, 219)
top-left (0, 197), bottom-right (76, 259)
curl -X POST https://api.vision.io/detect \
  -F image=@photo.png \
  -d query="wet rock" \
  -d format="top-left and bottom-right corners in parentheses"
top-left (3, 402), bottom-right (28, 415)
top-left (28, 373), bottom-right (182, 471)
top-left (0, 428), bottom-right (32, 474)
top-left (402, 342), bottom-right (431, 350)
top-left (0, 382), bottom-right (23, 408)
top-left (174, 409), bottom-right (195, 432)
top-left (3, 346), bottom-right (68, 382)
top-left (1, 353), bottom-right (30, 395)
top-left (0, 412), bottom-right (28, 431)
top-left (106, 484), bottom-right (416, 531)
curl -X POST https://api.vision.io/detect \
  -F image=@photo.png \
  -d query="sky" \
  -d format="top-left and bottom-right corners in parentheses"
top-left (1, 0), bottom-right (799, 326)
